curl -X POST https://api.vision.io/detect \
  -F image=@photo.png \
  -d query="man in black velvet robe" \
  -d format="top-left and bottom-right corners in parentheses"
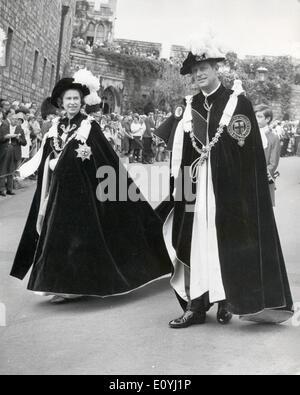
top-left (155, 46), bottom-right (294, 328)
top-left (10, 75), bottom-right (171, 303)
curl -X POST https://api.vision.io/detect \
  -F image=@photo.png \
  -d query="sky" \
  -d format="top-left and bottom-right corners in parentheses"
top-left (114, 0), bottom-right (300, 58)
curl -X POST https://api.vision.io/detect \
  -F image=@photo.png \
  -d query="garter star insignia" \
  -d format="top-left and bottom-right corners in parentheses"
top-left (228, 115), bottom-right (251, 147)
top-left (76, 143), bottom-right (92, 161)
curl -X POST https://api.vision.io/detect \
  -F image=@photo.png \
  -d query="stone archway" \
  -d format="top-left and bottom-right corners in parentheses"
top-left (95, 23), bottom-right (105, 45)
top-left (85, 22), bottom-right (96, 45)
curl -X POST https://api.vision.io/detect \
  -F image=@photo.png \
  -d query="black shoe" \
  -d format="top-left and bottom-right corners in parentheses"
top-left (169, 310), bottom-right (206, 329)
top-left (217, 302), bottom-right (233, 325)
top-left (7, 191), bottom-right (16, 196)
top-left (0, 191), bottom-right (6, 197)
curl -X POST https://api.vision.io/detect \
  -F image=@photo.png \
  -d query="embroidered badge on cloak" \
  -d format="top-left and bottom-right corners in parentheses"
top-left (76, 143), bottom-right (92, 161)
top-left (228, 115), bottom-right (251, 147)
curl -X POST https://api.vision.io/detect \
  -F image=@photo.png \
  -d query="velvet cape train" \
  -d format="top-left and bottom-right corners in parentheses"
top-left (10, 112), bottom-right (172, 296)
top-left (155, 85), bottom-right (294, 319)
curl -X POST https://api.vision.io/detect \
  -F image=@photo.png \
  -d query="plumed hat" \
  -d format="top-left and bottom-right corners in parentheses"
top-left (180, 35), bottom-right (226, 75)
top-left (51, 69), bottom-right (102, 110)
top-left (50, 78), bottom-right (90, 108)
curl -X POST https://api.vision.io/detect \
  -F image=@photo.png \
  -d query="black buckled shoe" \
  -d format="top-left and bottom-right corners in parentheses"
top-left (169, 310), bottom-right (206, 329)
top-left (217, 302), bottom-right (233, 325)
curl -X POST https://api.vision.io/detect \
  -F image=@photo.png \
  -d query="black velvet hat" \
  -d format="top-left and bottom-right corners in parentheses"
top-left (180, 51), bottom-right (226, 76)
top-left (85, 103), bottom-right (102, 114)
top-left (50, 78), bottom-right (90, 108)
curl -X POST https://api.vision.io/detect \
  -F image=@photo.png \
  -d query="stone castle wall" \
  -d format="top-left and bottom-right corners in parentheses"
top-left (70, 48), bottom-right (158, 113)
top-left (0, 0), bottom-right (76, 104)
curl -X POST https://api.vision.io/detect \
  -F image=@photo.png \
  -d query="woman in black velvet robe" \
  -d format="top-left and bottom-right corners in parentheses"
top-left (10, 78), bottom-right (171, 302)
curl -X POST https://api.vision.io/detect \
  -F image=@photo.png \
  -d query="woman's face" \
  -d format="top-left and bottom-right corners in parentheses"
top-left (62, 89), bottom-right (82, 117)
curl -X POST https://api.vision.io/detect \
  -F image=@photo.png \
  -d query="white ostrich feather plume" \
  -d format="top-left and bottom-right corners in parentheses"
top-left (73, 68), bottom-right (100, 93)
top-left (84, 91), bottom-right (102, 106)
top-left (187, 31), bottom-right (227, 59)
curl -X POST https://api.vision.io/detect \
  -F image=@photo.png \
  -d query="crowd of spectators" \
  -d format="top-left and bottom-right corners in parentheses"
top-left (0, 99), bottom-right (46, 197)
top-left (0, 98), bottom-right (170, 197)
top-left (73, 37), bottom-right (160, 59)
top-left (2, 94), bottom-right (299, 199)
top-left (271, 120), bottom-right (300, 157)
top-left (72, 36), bottom-right (187, 66)
top-left (97, 110), bottom-right (170, 164)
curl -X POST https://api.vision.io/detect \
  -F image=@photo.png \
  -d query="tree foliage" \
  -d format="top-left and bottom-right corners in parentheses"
top-left (148, 63), bottom-right (193, 111)
top-left (221, 54), bottom-right (295, 117)
top-left (92, 48), bottom-right (296, 116)
top-left (93, 47), bottom-right (163, 82)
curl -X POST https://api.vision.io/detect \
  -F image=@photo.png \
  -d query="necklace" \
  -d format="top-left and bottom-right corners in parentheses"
top-left (53, 123), bottom-right (77, 152)
top-left (189, 124), bottom-right (226, 166)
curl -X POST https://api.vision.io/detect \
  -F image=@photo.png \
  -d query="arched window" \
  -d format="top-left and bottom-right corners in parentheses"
top-left (95, 24), bottom-right (105, 45)
top-left (85, 22), bottom-right (95, 45)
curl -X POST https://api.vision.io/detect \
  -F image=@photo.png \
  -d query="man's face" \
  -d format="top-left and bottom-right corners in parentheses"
top-left (62, 90), bottom-right (82, 117)
top-left (192, 61), bottom-right (218, 90)
top-left (93, 111), bottom-right (102, 122)
top-left (256, 111), bottom-right (269, 129)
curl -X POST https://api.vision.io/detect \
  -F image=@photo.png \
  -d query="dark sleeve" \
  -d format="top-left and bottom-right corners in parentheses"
top-left (239, 95), bottom-right (270, 190)
top-left (17, 126), bottom-right (27, 146)
top-left (154, 115), bottom-right (181, 151)
top-left (0, 122), bottom-right (9, 144)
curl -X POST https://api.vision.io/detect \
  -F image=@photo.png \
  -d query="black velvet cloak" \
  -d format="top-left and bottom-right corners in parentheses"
top-left (10, 112), bottom-right (172, 296)
top-left (155, 85), bottom-right (294, 319)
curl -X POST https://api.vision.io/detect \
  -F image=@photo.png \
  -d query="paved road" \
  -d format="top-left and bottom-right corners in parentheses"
top-left (0, 158), bottom-right (300, 375)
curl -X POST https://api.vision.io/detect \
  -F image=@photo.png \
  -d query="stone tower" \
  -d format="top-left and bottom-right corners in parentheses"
top-left (73, 0), bottom-right (117, 45)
